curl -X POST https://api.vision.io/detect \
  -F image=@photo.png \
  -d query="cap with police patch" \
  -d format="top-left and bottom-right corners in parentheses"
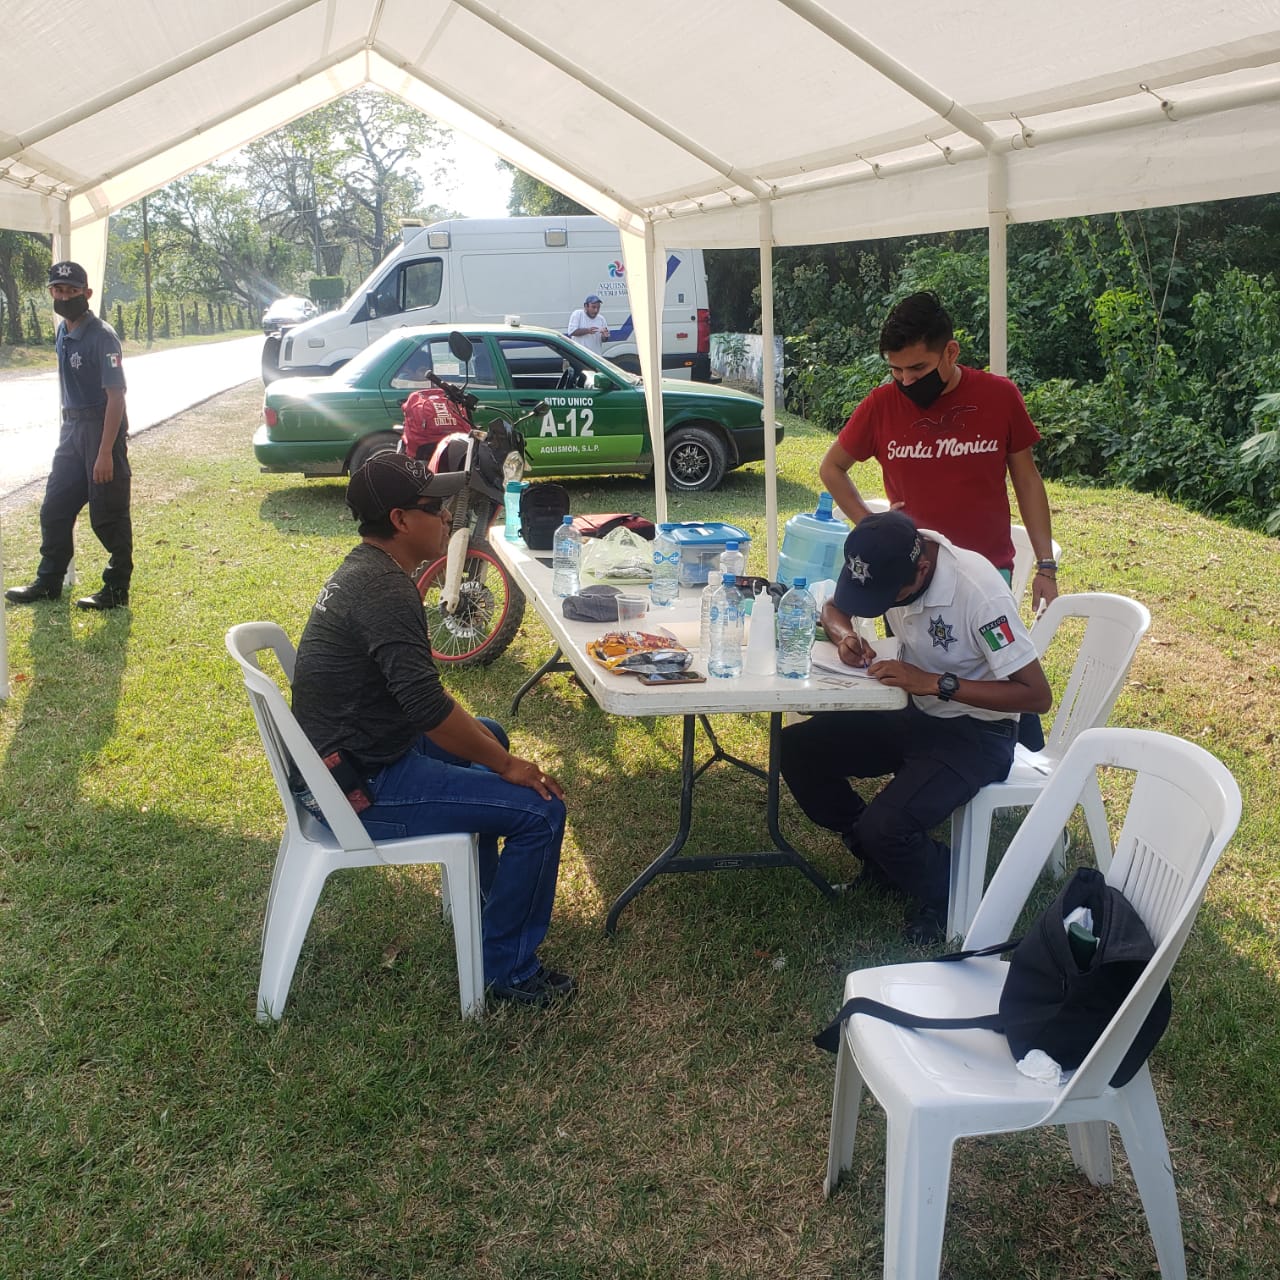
top-left (831, 510), bottom-right (923, 618)
top-left (48, 261), bottom-right (89, 289)
top-left (345, 452), bottom-right (466, 524)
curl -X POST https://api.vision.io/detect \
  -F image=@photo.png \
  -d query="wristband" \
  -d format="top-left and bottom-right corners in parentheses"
top-left (1035, 558), bottom-right (1058, 571)
top-left (1034, 568), bottom-right (1056, 579)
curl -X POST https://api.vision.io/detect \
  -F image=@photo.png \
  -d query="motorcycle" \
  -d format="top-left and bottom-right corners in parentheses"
top-left (406, 331), bottom-right (544, 668)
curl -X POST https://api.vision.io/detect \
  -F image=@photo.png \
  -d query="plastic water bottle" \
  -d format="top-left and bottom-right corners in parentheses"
top-left (699, 570), bottom-right (723, 661)
top-left (503, 480), bottom-right (525, 544)
top-left (650, 523), bottom-right (680, 607)
top-left (776, 577), bottom-right (817, 678)
top-left (708, 572), bottom-right (744, 678)
top-left (719, 540), bottom-right (746, 581)
top-left (551, 515), bottom-right (582, 598)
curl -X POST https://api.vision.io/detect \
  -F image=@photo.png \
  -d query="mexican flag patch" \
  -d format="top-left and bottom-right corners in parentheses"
top-left (979, 616), bottom-right (1015, 651)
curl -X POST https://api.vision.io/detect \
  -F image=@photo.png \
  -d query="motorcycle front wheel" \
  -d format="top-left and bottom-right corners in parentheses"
top-left (417, 537), bottom-right (525, 667)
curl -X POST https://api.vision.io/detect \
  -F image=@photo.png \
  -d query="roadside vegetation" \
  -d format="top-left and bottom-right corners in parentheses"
top-left (1, 384), bottom-right (1276, 1277)
top-left (708, 198), bottom-right (1280, 535)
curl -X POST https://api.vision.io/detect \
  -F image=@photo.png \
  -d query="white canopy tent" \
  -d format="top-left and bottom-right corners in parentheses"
top-left (4, 0), bottom-right (1280, 694)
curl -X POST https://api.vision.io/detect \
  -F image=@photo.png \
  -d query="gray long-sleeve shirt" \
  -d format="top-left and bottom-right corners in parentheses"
top-left (292, 542), bottom-right (455, 768)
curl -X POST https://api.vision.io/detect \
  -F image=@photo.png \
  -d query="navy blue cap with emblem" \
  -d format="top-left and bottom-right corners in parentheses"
top-left (48, 260), bottom-right (89, 288)
top-left (832, 510), bottom-right (924, 617)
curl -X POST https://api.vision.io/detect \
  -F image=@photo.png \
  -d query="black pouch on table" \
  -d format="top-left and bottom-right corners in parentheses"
top-left (520, 482), bottom-right (571, 550)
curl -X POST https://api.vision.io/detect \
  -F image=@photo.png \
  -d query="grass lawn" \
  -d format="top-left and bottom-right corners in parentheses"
top-left (1, 388), bottom-right (1278, 1278)
top-left (0, 325), bottom-right (260, 374)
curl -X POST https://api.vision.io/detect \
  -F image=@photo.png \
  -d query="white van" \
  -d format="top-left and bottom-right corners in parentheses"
top-left (264, 215), bottom-right (712, 384)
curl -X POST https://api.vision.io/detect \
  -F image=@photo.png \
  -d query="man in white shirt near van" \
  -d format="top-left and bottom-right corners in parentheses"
top-left (566, 294), bottom-right (610, 353)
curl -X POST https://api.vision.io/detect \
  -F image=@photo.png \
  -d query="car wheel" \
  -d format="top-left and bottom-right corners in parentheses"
top-left (347, 432), bottom-right (401, 475)
top-left (665, 425), bottom-right (728, 491)
top-left (261, 336), bottom-right (282, 385)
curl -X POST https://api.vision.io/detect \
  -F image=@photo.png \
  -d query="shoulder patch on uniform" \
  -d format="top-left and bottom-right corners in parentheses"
top-left (979, 616), bottom-right (1016, 651)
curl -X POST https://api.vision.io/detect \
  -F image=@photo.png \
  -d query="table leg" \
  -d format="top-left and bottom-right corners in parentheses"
top-left (605, 711), bottom-right (839, 934)
top-left (510, 645), bottom-right (574, 717)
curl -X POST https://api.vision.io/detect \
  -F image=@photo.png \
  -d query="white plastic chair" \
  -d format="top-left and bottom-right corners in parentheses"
top-left (226, 622), bottom-right (484, 1021)
top-left (946, 592), bottom-right (1151, 938)
top-left (825, 727), bottom-right (1241, 1280)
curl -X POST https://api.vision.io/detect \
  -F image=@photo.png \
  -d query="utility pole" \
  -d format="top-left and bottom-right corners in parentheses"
top-left (141, 195), bottom-right (154, 347)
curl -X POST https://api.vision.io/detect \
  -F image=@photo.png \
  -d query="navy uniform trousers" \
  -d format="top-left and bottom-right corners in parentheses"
top-left (780, 705), bottom-right (1017, 909)
top-left (35, 405), bottom-right (133, 592)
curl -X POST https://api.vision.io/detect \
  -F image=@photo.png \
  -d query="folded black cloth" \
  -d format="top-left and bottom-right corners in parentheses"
top-left (562, 584), bottom-right (623, 622)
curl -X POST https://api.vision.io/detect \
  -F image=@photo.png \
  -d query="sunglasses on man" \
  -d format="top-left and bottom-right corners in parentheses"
top-left (407, 498), bottom-right (445, 516)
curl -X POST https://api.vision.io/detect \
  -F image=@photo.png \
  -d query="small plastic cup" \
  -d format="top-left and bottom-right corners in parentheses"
top-left (616, 594), bottom-right (648, 624)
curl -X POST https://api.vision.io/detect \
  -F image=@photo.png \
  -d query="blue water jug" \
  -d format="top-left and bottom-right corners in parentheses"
top-left (777, 493), bottom-right (850, 586)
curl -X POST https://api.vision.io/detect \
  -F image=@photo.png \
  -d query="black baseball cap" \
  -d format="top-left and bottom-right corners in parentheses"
top-left (48, 261), bottom-right (89, 288)
top-left (346, 453), bottom-right (466, 523)
top-left (832, 511), bottom-right (924, 617)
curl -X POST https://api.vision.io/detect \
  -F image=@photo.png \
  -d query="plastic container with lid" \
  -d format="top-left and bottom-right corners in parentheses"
top-left (777, 493), bottom-right (849, 586)
top-left (665, 521), bottom-right (752, 587)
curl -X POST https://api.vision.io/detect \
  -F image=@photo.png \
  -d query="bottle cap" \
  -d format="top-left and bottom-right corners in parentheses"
top-left (794, 577), bottom-right (807, 588)
top-left (562, 514), bottom-right (573, 524)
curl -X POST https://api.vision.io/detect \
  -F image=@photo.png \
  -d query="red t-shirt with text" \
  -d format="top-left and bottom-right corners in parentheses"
top-left (837, 366), bottom-right (1040, 570)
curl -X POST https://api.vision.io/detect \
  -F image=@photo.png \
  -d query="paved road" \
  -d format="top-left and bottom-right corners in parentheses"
top-left (0, 334), bottom-right (263, 497)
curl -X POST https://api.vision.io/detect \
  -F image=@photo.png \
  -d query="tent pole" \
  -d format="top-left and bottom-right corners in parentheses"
top-left (987, 151), bottom-right (1009, 377)
top-left (758, 200), bottom-right (779, 576)
top-left (621, 224), bottom-right (667, 524)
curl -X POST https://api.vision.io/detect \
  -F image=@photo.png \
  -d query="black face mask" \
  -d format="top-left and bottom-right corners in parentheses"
top-left (53, 295), bottom-right (90, 321)
top-left (894, 366), bottom-right (946, 409)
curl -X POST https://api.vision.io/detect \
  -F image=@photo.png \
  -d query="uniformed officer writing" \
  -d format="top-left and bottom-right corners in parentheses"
top-left (780, 511), bottom-right (1051, 944)
top-left (6, 260), bottom-right (133, 610)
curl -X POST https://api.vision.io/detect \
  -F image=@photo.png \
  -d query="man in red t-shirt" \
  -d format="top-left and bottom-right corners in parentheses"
top-left (818, 291), bottom-right (1058, 611)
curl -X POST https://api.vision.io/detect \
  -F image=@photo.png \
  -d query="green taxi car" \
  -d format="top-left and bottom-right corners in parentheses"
top-left (253, 323), bottom-right (778, 491)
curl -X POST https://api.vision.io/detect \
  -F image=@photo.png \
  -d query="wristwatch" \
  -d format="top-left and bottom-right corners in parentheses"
top-left (937, 672), bottom-right (960, 702)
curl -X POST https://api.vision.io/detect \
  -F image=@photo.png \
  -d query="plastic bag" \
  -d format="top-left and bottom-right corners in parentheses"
top-left (580, 525), bottom-right (653, 583)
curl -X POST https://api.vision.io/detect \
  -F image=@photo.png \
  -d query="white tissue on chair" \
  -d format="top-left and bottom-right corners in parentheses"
top-left (1016, 1048), bottom-right (1066, 1085)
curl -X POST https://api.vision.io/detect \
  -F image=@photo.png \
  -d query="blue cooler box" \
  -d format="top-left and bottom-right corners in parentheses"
top-left (667, 522), bottom-right (752, 586)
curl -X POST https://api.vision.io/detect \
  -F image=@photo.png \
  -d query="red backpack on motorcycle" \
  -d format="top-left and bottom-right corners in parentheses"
top-left (401, 386), bottom-right (470, 463)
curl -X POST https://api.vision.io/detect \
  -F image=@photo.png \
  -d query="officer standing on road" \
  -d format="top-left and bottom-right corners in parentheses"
top-left (5, 260), bottom-right (133, 611)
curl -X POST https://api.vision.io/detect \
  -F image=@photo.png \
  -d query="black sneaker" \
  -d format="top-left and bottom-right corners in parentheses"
top-left (76, 588), bottom-right (129, 611)
top-left (903, 901), bottom-right (947, 946)
top-left (5, 581), bottom-right (62, 604)
top-left (488, 965), bottom-right (577, 1008)
top-left (852, 859), bottom-right (898, 896)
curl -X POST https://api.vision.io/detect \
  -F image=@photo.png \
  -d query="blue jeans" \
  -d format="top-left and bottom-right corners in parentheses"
top-left (781, 706), bottom-right (1017, 909)
top-left (359, 719), bottom-right (566, 987)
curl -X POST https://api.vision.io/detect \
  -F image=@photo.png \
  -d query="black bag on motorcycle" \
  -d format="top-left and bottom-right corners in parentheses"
top-left (520, 482), bottom-right (571, 550)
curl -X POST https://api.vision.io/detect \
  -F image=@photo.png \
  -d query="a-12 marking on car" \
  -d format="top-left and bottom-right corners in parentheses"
top-left (254, 322), bottom-right (778, 491)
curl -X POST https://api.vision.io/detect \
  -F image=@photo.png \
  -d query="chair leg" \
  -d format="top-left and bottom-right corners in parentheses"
top-left (439, 862), bottom-right (454, 922)
top-left (445, 844), bottom-right (485, 1019)
top-left (825, 1032), bottom-right (866, 1196)
top-left (882, 1111), bottom-right (955, 1280)
top-left (948, 797), bottom-right (993, 941)
top-left (1080, 775), bottom-right (1113, 872)
top-left (1066, 1119), bottom-right (1114, 1186)
top-left (257, 846), bottom-right (330, 1022)
top-left (1112, 1069), bottom-right (1187, 1280)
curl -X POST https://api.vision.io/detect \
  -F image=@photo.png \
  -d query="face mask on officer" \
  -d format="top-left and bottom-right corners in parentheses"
top-left (53, 293), bottom-right (90, 321)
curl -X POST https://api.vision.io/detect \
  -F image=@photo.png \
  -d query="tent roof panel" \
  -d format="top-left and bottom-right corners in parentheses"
top-left (3, 0), bottom-right (1280, 244)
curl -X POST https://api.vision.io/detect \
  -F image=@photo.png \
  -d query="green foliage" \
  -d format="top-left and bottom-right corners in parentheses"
top-left (501, 163), bottom-right (591, 217)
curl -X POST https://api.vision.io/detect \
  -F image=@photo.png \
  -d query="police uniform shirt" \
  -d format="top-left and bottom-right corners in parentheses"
top-left (56, 312), bottom-right (127, 410)
top-left (885, 530), bottom-right (1038, 723)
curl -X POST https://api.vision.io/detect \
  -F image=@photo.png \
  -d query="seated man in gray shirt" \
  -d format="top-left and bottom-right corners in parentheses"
top-left (291, 453), bottom-right (572, 1007)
